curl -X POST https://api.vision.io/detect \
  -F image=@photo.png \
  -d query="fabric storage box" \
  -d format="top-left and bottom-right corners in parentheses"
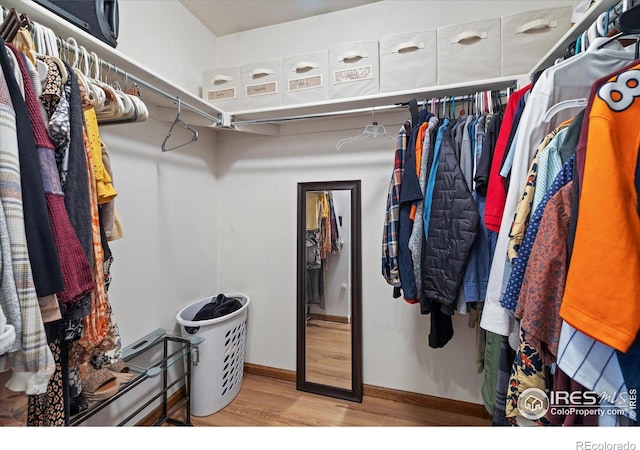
top-left (379, 30), bottom-right (437, 93)
top-left (501, 6), bottom-right (573, 76)
top-left (328, 40), bottom-right (379, 99)
top-left (241, 59), bottom-right (283, 110)
top-left (202, 67), bottom-right (241, 112)
top-left (283, 50), bottom-right (329, 105)
top-left (436, 18), bottom-right (501, 85)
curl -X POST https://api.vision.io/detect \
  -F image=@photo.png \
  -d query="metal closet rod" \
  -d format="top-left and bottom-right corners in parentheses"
top-left (232, 88), bottom-right (513, 126)
top-left (56, 37), bottom-right (222, 126)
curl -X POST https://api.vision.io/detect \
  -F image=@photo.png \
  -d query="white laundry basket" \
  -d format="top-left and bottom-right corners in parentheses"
top-left (176, 293), bottom-right (250, 417)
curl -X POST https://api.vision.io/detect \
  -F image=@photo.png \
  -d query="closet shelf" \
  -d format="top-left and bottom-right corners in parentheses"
top-left (530, 0), bottom-right (618, 75)
top-left (5, 0), bottom-right (611, 135)
top-left (2, 0), bottom-right (226, 129)
top-left (227, 75), bottom-right (527, 127)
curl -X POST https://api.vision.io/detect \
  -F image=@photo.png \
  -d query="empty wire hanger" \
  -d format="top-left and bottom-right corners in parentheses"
top-left (336, 108), bottom-right (395, 150)
top-left (161, 97), bottom-right (198, 152)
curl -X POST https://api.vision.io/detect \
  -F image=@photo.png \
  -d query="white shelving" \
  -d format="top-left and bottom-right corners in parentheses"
top-left (228, 75), bottom-right (526, 125)
top-left (1, 0), bottom-right (225, 128)
top-left (2, 0), bottom-right (620, 133)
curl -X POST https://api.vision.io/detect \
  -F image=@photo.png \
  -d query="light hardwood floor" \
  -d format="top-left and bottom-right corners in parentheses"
top-left (305, 318), bottom-right (352, 390)
top-left (153, 318), bottom-right (491, 427)
top-left (183, 372), bottom-right (492, 427)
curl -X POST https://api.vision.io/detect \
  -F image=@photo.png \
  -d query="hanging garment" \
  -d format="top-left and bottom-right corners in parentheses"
top-left (481, 38), bottom-right (638, 340)
top-left (515, 180), bottom-right (574, 365)
top-left (507, 117), bottom-right (577, 262)
top-left (482, 83), bottom-right (531, 232)
top-left (0, 40), bottom-right (55, 395)
top-left (408, 115), bottom-right (439, 305)
top-left (0, 189), bottom-right (20, 356)
top-left (62, 62), bottom-right (93, 263)
top-left (421, 120), bottom-right (479, 312)
top-left (556, 321), bottom-right (635, 421)
top-left (505, 326), bottom-right (549, 426)
top-left (500, 140), bottom-right (573, 315)
top-left (496, 91), bottom-right (529, 191)
top-left (7, 43), bottom-right (95, 307)
top-left (1, 40), bottom-right (63, 300)
top-left (398, 109), bottom-right (430, 303)
top-left (382, 121), bottom-right (410, 296)
top-left (560, 61), bottom-right (640, 353)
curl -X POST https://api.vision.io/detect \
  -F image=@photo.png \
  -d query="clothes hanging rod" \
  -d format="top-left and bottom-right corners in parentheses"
top-left (53, 29), bottom-right (223, 126)
top-left (232, 103), bottom-right (406, 126)
top-left (231, 89), bottom-right (512, 126)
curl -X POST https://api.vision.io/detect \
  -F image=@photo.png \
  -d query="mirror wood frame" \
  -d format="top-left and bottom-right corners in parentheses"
top-left (296, 180), bottom-right (363, 403)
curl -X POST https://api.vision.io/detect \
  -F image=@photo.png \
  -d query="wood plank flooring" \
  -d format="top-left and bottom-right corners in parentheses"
top-left (304, 318), bottom-right (352, 389)
top-left (186, 373), bottom-right (492, 427)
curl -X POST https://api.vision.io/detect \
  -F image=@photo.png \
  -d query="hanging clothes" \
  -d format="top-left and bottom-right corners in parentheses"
top-left (560, 60), bottom-right (640, 354)
top-left (0, 36), bottom-right (55, 396)
top-left (382, 121), bottom-right (410, 297)
top-left (481, 37), bottom-right (639, 342)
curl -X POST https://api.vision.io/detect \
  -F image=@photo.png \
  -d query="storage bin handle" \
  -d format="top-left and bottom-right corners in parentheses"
top-left (516, 18), bottom-right (558, 34)
top-left (392, 41), bottom-right (425, 53)
top-left (339, 50), bottom-right (368, 62)
top-left (450, 30), bottom-right (488, 44)
top-left (293, 61), bottom-right (319, 73)
top-left (250, 68), bottom-right (274, 79)
top-left (211, 74), bottom-right (233, 84)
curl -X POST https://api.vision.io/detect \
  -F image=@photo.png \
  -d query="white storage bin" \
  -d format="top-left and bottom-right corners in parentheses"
top-left (328, 40), bottom-right (379, 99)
top-left (501, 6), bottom-right (573, 76)
top-left (176, 293), bottom-right (250, 417)
top-left (283, 50), bottom-right (329, 105)
top-left (437, 18), bottom-right (501, 85)
top-left (202, 67), bottom-right (241, 112)
top-left (241, 59), bottom-right (283, 110)
top-left (379, 30), bottom-right (437, 93)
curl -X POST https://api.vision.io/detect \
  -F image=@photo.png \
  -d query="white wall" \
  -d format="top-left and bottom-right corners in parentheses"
top-left (212, 0), bottom-right (581, 405)
top-left (117, 0), bottom-right (217, 96)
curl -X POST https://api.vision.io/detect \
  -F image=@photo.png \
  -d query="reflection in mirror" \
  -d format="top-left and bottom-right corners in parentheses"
top-left (297, 180), bottom-right (362, 403)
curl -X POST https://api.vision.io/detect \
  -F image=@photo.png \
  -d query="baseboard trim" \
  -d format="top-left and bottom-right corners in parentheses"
top-left (244, 363), bottom-right (491, 420)
top-left (308, 313), bottom-right (350, 324)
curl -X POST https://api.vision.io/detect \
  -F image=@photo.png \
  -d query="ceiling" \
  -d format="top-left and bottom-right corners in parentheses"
top-left (179, 0), bottom-right (382, 37)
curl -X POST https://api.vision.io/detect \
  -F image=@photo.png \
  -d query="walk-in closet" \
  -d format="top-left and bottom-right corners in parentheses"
top-left (0, 0), bottom-right (638, 445)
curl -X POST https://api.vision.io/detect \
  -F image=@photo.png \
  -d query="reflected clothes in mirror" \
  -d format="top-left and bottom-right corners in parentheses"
top-left (305, 192), bottom-right (342, 311)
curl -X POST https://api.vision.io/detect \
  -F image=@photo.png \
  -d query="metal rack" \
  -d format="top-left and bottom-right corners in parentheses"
top-left (70, 328), bottom-right (203, 427)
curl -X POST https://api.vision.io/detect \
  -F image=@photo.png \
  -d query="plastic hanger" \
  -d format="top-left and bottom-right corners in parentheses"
top-left (596, 1), bottom-right (640, 58)
top-left (162, 98), bottom-right (198, 152)
top-left (335, 108), bottom-right (395, 150)
top-left (543, 98), bottom-right (587, 123)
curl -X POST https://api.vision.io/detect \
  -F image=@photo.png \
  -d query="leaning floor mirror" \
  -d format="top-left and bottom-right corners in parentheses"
top-left (296, 180), bottom-right (362, 402)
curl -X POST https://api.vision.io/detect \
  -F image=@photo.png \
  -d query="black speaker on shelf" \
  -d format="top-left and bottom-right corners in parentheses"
top-left (33, 0), bottom-right (119, 48)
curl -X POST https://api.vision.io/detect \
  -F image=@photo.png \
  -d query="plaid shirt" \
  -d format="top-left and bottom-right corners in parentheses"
top-left (382, 122), bottom-right (409, 287)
